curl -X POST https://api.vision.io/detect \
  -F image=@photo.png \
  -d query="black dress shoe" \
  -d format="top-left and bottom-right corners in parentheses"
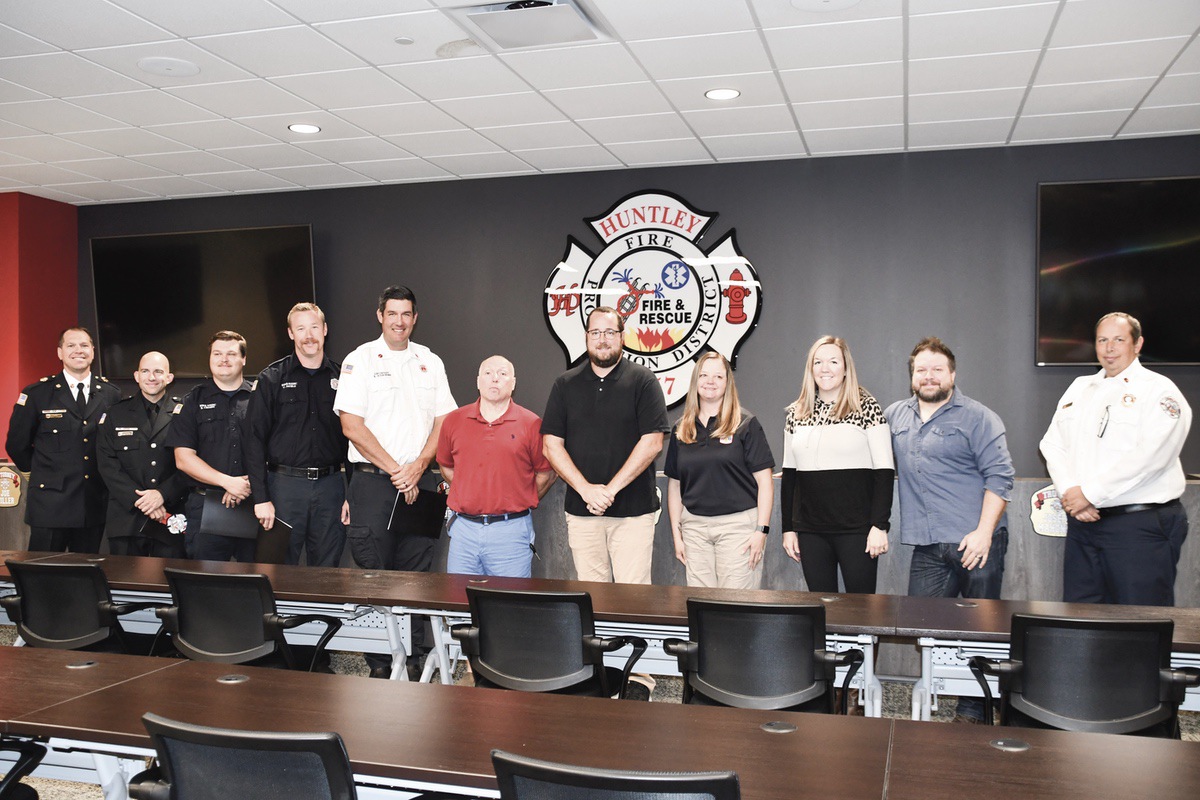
top-left (369, 665), bottom-right (391, 679)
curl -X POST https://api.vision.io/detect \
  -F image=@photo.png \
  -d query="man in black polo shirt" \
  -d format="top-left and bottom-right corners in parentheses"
top-left (167, 331), bottom-right (257, 561)
top-left (542, 306), bottom-right (669, 585)
top-left (246, 303), bottom-right (349, 567)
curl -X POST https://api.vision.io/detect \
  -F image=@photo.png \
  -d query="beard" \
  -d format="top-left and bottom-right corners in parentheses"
top-left (589, 346), bottom-right (622, 369)
top-left (916, 383), bottom-right (951, 403)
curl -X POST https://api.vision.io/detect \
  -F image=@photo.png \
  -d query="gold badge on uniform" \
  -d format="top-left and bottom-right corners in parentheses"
top-left (1121, 393), bottom-right (1136, 407)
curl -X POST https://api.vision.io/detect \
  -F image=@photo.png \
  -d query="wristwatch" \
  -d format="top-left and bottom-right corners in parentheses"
top-left (756, 525), bottom-right (769, 534)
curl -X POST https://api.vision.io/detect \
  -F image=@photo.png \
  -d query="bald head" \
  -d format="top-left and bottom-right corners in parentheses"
top-left (477, 355), bottom-right (515, 406)
top-left (135, 351), bottom-right (174, 403)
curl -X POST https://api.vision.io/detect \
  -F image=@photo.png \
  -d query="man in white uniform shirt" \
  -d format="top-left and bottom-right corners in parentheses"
top-left (1040, 312), bottom-right (1191, 606)
top-left (334, 285), bottom-right (456, 678)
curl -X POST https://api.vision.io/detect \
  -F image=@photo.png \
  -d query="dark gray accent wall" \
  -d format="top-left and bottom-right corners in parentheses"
top-left (77, 135), bottom-right (1200, 476)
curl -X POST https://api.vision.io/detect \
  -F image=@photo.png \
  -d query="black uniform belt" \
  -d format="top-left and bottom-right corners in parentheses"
top-left (269, 463), bottom-right (340, 480)
top-left (1098, 499), bottom-right (1181, 518)
top-left (456, 509), bottom-right (531, 525)
top-left (352, 463), bottom-right (390, 476)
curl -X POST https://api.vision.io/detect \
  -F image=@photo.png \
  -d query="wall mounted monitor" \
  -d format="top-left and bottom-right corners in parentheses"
top-left (1036, 176), bottom-right (1200, 366)
top-left (90, 224), bottom-right (315, 378)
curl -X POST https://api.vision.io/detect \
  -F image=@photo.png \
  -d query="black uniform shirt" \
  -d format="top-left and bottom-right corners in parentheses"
top-left (165, 378), bottom-right (253, 489)
top-left (664, 411), bottom-right (775, 517)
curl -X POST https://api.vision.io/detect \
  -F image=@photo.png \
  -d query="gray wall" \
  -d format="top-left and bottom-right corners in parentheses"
top-left (76, 135), bottom-right (1200, 478)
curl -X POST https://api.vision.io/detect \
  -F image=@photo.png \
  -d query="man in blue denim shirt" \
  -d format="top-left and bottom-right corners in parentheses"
top-left (885, 337), bottom-right (1015, 723)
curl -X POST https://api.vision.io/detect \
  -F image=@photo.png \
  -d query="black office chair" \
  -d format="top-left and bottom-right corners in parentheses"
top-left (0, 560), bottom-right (166, 655)
top-left (127, 712), bottom-right (355, 800)
top-left (969, 613), bottom-right (1200, 737)
top-left (492, 750), bottom-right (740, 800)
top-left (662, 599), bottom-right (863, 714)
top-left (155, 568), bottom-right (341, 671)
top-left (450, 586), bottom-right (647, 699)
top-left (0, 737), bottom-right (46, 800)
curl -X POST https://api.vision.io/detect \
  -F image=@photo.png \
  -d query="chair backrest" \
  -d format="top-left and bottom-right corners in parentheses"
top-left (493, 750), bottom-right (739, 800)
top-left (464, 586), bottom-right (599, 693)
top-left (1006, 613), bottom-right (1176, 734)
top-left (137, 712), bottom-right (356, 800)
top-left (685, 599), bottom-right (830, 711)
top-left (162, 568), bottom-right (281, 665)
top-left (2, 560), bottom-right (120, 650)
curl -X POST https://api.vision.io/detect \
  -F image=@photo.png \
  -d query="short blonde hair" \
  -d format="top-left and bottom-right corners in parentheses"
top-left (287, 302), bottom-right (325, 326)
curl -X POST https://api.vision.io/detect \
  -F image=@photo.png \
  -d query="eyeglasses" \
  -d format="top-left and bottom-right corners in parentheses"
top-left (586, 329), bottom-right (621, 340)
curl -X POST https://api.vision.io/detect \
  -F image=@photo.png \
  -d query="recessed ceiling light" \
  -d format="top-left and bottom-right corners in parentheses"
top-left (288, 123), bottom-right (321, 134)
top-left (705, 88), bottom-right (740, 101)
top-left (394, 36), bottom-right (415, 45)
top-left (790, 0), bottom-right (863, 10)
top-left (136, 56), bottom-right (200, 78)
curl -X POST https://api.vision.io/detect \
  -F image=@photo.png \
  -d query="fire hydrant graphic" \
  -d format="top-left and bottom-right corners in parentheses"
top-left (722, 268), bottom-right (752, 324)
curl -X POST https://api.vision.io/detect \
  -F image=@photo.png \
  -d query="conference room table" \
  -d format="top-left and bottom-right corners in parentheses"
top-left (4, 646), bottom-right (1200, 800)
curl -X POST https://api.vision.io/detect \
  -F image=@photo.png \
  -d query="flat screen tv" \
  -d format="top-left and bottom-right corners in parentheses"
top-left (1036, 176), bottom-right (1200, 366)
top-left (91, 225), bottom-right (315, 378)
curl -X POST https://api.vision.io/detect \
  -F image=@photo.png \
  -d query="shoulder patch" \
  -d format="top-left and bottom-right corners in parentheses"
top-left (1161, 397), bottom-right (1182, 419)
top-left (173, 403), bottom-right (184, 415)
top-left (342, 363), bottom-right (354, 374)
top-left (16, 393), bottom-right (27, 406)
top-left (250, 379), bottom-right (258, 391)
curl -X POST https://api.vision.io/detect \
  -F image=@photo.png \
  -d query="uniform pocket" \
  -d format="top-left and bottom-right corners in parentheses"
top-left (346, 524), bottom-right (385, 570)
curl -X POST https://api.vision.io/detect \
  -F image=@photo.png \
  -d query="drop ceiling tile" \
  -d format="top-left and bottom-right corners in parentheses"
top-left (0, 0), bottom-right (171, 50)
top-left (683, 104), bottom-right (796, 137)
top-left (132, 150), bottom-right (245, 175)
top-left (630, 31), bottom-right (773, 81)
top-left (316, 11), bottom-right (471, 66)
top-left (704, 131), bottom-right (807, 161)
top-left (186, 170), bottom-right (301, 192)
top-left (78, 40), bottom-right (255, 88)
top-left (335, 102), bottom-right (462, 136)
top-left (294, 136), bottom-right (409, 161)
top-left (383, 129), bottom-right (501, 157)
top-left (656, 72), bottom-right (788, 112)
top-left (118, 175), bottom-right (228, 196)
top-left (71, 90), bottom-right (219, 127)
top-left (0, 24), bottom-right (56, 57)
top-left (343, 157), bottom-right (452, 182)
top-left (272, 69), bottom-right (418, 109)
top-left (544, 82), bottom-right (671, 118)
top-left (1024, 77), bottom-right (1157, 115)
top-left (764, 18), bottom-right (903, 70)
top-left (52, 156), bottom-right (171, 181)
top-left (0, 150), bottom-right (32, 167)
top-left (510, 144), bottom-right (623, 171)
top-left (168, 80), bottom-right (317, 118)
top-left (14, 185), bottom-right (95, 204)
top-left (780, 62), bottom-right (903, 103)
top-left (435, 93), bottom-right (567, 128)
top-left (62, 127), bottom-right (184, 156)
top-left (0, 53), bottom-right (147, 98)
top-left (909, 87), bottom-right (1026, 123)
top-left (576, 113), bottom-right (693, 144)
top-left (910, 0), bottom-right (1054, 12)
top-left (271, 0), bottom-right (432, 23)
top-left (114, 0), bottom-right (298, 37)
top-left (596, 0), bottom-right (756, 40)
top-left (0, 78), bottom-right (46, 104)
top-left (1051, 0), bottom-right (1200, 48)
top-left (500, 43), bottom-right (646, 90)
top-left (1010, 108), bottom-right (1130, 141)
top-left (804, 124), bottom-right (904, 154)
top-left (208, 143), bottom-right (330, 169)
top-left (47, 181), bottom-right (158, 202)
top-left (605, 138), bottom-right (713, 165)
top-left (907, 117), bottom-right (1013, 148)
top-left (234, 111), bottom-right (370, 142)
top-left (193, 27), bottom-right (365, 78)
top-left (1121, 103), bottom-right (1200, 134)
top-left (0, 119), bottom-right (38, 137)
top-left (909, 4), bottom-right (1059, 60)
top-left (796, 96), bottom-right (903, 130)
top-left (1038, 38), bottom-right (1191, 84)
top-left (0, 162), bottom-right (95, 184)
top-left (263, 163), bottom-right (377, 186)
top-left (0, 135), bottom-right (109, 162)
top-left (144, 120), bottom-right (278, 149)
top-left (0, 100), bottom-right (122, 134)
top-left (751, 0), bottom-right (903, 29)
top-left (477, 120), bottom-right (595, 150)
top-left (381, 56), bottom-right (529, 100)
top-left (1144, 72), bottom-right (1200, 107)
top-left (1171, 38), bottom-right (1200, 73)
top-left (424, 151), bottom-right (537, 177)
top-left (909, 51), bottom-right (1041, 94)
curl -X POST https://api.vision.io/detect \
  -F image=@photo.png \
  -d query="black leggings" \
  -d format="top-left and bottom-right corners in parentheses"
top-left (797, 530), bottom-right (877, 594)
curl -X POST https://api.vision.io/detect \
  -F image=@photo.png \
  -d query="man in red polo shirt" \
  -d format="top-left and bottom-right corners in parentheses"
top-left (436, 355), bottom-right (556, 577)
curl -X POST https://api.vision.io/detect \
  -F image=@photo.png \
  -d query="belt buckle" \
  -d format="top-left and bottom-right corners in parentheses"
top-left (481, 514), bottom-right (492, 526)
top-left (305, 466), bottom-right (321, 480)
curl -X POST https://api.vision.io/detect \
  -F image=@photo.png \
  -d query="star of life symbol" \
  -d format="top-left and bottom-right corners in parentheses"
top-left (544, 191), bottom-right (762, 407)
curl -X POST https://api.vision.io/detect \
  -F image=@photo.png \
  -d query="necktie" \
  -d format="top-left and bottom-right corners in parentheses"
top-left (75, 382), bottom-right (87, 416)
top-left (149, 402), bottom-right (160, 420)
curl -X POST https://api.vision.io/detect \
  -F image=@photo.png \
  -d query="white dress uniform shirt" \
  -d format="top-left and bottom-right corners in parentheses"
top-left (1040, 358), bottom-right (1191, 508)
top-left (333, 336), bottom-right (456, 466)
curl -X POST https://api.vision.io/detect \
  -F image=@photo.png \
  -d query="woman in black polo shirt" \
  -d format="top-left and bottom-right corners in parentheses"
top-left (665, 352), bottom-right (774, 589)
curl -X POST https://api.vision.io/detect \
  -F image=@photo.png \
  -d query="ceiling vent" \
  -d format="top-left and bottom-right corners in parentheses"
top-left (444, 0), bottom-right (608, 51)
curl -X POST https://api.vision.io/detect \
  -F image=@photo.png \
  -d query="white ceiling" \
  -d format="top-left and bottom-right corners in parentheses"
top-left (0, 0), bottom-right (1197, 205)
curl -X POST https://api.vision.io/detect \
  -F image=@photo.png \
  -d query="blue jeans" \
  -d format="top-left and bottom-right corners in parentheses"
top-left (446, 514), bottom-right (535, 578)
top-left (909, 526), bottom-right (1008, 720)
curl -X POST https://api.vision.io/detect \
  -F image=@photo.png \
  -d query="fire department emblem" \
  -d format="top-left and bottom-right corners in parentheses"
top-left (544, 191), bottom-right (761, 407)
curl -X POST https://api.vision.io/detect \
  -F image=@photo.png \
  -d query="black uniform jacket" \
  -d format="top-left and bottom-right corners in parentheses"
top-left (5, 373), bottom-right (121, 527)
top-left (96, 394), bottom-right (189, 544)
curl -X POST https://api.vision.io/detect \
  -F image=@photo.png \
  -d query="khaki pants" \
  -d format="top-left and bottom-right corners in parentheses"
top-left (565, 512), bottom-right (655, 584)
top-left (680, 507), bottom-right (762, 590)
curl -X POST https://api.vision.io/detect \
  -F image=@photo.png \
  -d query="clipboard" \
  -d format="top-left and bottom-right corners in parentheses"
top-left (200, 492), bottom-right (260, 539)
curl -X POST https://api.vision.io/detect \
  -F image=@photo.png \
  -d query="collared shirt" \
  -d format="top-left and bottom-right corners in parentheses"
top-left (541, 356), bottom-right (670, 518)
top-left (165, 378), bottom-right (254, 488)
top-left (333, 336), bottom-right (456, 465)
top-left (436, 399), bottom-right (552, 516)
top-left (1040, 358), bottom-right (1191, 508)
top-left (245, 353), bottom-right (349, 501)
top-left (664, 410), bottom-right (774, 517)
top-left (62, 371), bottom-right (92, 403)
top-left (885, 389), bottom-right (1014, 546)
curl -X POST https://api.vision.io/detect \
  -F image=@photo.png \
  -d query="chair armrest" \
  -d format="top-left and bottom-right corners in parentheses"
top-left (450, 624), bottom-right (480, 656)
top-left (585, 635), bottom-right (648, 699)
top-left (967, 656), bottom-right (1018, 726)
top-left (1162, 667), bottom-right (1200, 688)
top-left (153, 606), bottom-right (179, 633)
top-left (276, 613), bottom-right (343, 671)
top-left (662, 638), bottom-right (697, 672)
top-left (816, 649), bottom-right (864, 714)
top-left (105, 601), bottom-right (171, 616)
top-left (0, 594), bottom-right (22, 623)
top-left (127, 766), bottom-right (170, 800)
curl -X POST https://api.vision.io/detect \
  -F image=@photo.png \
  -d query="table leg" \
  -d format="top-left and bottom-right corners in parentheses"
top-left (92, 753), bottom-right (131, 800)
top-left (380, 607), bottom-right (410, 681)
top-left (911, 637), bottom-right (933, 720)
top-left (424, 617), bottom-right (454, 685)
top-left (859, 639), bottom-right (883, 717)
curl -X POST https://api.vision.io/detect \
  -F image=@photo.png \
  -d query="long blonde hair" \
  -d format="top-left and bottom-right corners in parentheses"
top-left (788, 335), bottom-right (863, 421)
top-left (676, 352), bottom-right (742, 444)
